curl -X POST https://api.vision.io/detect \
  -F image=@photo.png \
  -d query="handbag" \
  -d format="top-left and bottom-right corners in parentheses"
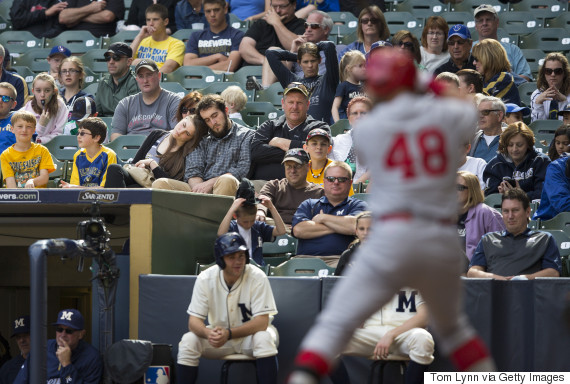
top-left (123, 164), bottom-right (155, 188)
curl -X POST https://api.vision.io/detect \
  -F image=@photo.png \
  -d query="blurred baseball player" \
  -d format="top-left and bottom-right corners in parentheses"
top-left (176, 232), bottom-right (279, 384)
top-left (288, 48), bottom-right (495, 384)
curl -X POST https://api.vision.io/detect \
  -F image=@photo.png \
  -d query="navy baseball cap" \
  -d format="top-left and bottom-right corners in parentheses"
top-left (53, 309), bottom-right (85, 330)
top-left (558, 105), bottom-right (570, 116)
top-left (48, 45), bottom-right (71, 58)
top-left (11, 315), bottom-right (30, 337)
top-left (105, 42), bottom-right (132, 58)
top-left (70, 96), bottom-right (96, 122)
top-left (366, 40), bottom-right (393, 61)
top-left (448, 24), bottom-right (471, 40)
top-left (282, 148), bottom-right (310, 165)
top-left (505, 103), bottom-right (530, 117)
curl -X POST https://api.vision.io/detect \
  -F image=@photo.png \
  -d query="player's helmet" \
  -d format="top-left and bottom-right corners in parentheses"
top-left (366, 47), bottom-right (416, 98)
top-left (214, 232), bottom-right (249, 269)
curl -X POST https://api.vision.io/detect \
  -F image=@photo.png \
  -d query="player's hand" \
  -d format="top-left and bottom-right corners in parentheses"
top-left (24, 179), bottom-right (35, 189)
top-left (208, 327), bottom-right (228, 348)
top-left (373, 332), bottom-right (395, 360)
top-left (45, 2), bottom-right (68, 16)
top-left (264, 7), bottom-right (284, 26)
top-left (56, 339), bottom-right (72, 367)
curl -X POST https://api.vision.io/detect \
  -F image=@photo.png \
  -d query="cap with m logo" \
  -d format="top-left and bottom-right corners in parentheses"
top-left (53, 309), bottom-right (85, 330)
top-left (11, 315), bottom-right (30, 337)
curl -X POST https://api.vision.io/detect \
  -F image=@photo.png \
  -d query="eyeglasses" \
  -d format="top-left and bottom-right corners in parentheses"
top-left (182, 106), bottom-right (196, 114)
top-left (104, 54), bottom-right (126, 62)
top-left (324, 176), bottom-right (350, 183)
top-left (456, 184), bottom-right (468, 191)
top-left (56, 327), bottom-right (77, 335)
top-left (544, 67), bottom-right (564, 76)
top-left (398, 41), bottom-right (414, 50)
top-left (60, 69), bottom-right (81, 75)
top-left (0, 95), bottom-right (14, 103)
top-left (448, 39), bottom-right (467, 46)
top-left (479, 109), bottom-right (501, 116)
top-left (271, 3), bottom-right (291, 10)
top-left (77, 131), bottom-right (92, 136)
top-left (304, 22), bottom-right (323, 29)
top-left (360, 17), bottom-right (378, 25)
top-left (427, 31), bottom-right (444, 37)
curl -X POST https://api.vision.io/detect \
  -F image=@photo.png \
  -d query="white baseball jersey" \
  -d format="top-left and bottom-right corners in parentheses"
top-left (354, 93), bottom-right (477, 220)
top-left (363, 288), bottom-right (424, 328)
top-left (188, 264), bottom-right (277, 332)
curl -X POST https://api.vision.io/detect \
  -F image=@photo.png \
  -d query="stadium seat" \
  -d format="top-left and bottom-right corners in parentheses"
top-left (241, 102), bottom-right (283, 127)
top-left (47, 158), bottom-right (67, 188)
top-left (353, 193), bottom-right (369, 203)
top-left (394, 0), bottom-right (447, 20)
top-left (518, 28), bottom-right (570, 53)
top-left (438, 12), bottom-right (474, 30)
top-left (199, 81), bottom-right (251, 101)
top-left (529, 119), bottom-right (563, 136)
top-left (330, 119), bottom-right (350, 137)
top-left (518, 82), bottom-right (537, 107)
top-left (0, 31), bottom-right (44, 54)
top-left (45, 31), bottom-right (101, 54)
top-left (539, 212), bottom-right (570, 235)
top-left (0, 16), bottom-right (11, 33)
top-left (12, 48), bottom-right (51, 73)
top-left (509, 0), bottom-right (567, 21)
top-left (521, 49), bottom-right (546, 79)
top-left (81, 49), bottom-right (109, 74)
top-left (44, 135), bottom-right (81, 162)
top-left (484, 193), bottom-right (502, 210)
top-left (82, 82), bottom-right (99, 99)
top-left (83, 67), bottom-right (100, 89)
top-left (224, 65), bottom-right (262, 84)
top-left (166, 66), bottom-right (223, 91)
top-left (101, 30), bottom-right (139, 49)
top-left (384, 12), bottom-right (423, 34)
top-left (0, 2), bottom-right (11, 20)
top-left (107, 135), bottom-right (146, 162)
top-left (228, 13), bottom-right (249, 32)
top-left (448, 0), bottom-right (507, 13)
top-left (262, 234), bottom-right (297, 258)
top-left (329, 24), bottom-right (358, 42)
top-left (171, 29), bottom-right (200, 46)
top-left (11, 66), bottom-right (35, 87)
top-left (328, 12), bottom-right (358, 28)
top-left (541, 230), bottom-right (570, 259)
top-left (498, 11), bottom-right (542, 36)
top-left (160, 82), bottom-right (187, 97)
top-left (545, 12), bottom-right (570, 29)
top-left (269, 258), bottom-right (335, 277)
top-left (337, 31), bottom-right (358, 46)
top-left (253, 82), bottom-right (284, 109)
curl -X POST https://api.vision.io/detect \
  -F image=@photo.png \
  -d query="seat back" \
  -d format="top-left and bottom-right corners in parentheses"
top-left (394, 0), bottom-right (447, 20)
top-left (330, 119), bottom-right (350, 137)
top-left (449, 0), bottom-right (507, 13)
top-left (253, 82), bottom-right (284, 108)
top-left (509, 0), bottom-right (567, 21)
top-left (0, 31), bottom-right (44, 54)
top-left (384, 12), bottom-right (423, 35)
top-left (166, 66), bottom-right (223, 91)
top-left (81, 49), bottom-right (110, 74)
top-left (44, 135), bottom-right (81, 162)
top-left (160, 82), bottom-right (187, 97)
top-left (12, 49), bottom-right (52, 73)
top-left (518, 28), bottom-right (570, 53)
top-left (529, 119), bottom-right (563, 137)
top-left (241, 102), bottom-right (283, 127)
top-left (484, 193), bottom-right (503, 210)
top-left (499, 11), bottom-right (542, 35)
top-left (269, 258), bottom-right (335, 277)
top-left (262, 234), bottom-right (297, 257)
top-left (517, 82), bottom-right (537, 107)
top-left (107, 135), bottom-right (146, 162)
top-left (521, 49), bottom-right (546, 79)
top-left (539, 213), bottom-right (570, 237)
top-left (45, 31), bottom-right (101, 54)
top-left (101, 30), bottom-right (139, 49)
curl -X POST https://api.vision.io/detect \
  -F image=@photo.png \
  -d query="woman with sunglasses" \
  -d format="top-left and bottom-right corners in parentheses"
top-left (471, 39), bottom-right (521, 105)
top-left (530, 52), bottom-right (570, 122)
top-left (483, 122), bottom-right (550, 200)
top-left (104, 115), bottom-right (208, 188)
top-left (391, 30), bottom-right (423, 68)
top-left (337, 5), bottom-right (390, 62)
top-left (175, 91), bottom-right (202, 122)
top-left (420, 16), bottom-right (449, 73)
top-left (457, 171), bottom-right (504, 267)
top-left (58, 57), bottom-right (93, 110)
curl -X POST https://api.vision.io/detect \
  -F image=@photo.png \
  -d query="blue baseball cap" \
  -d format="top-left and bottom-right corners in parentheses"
top-left (448, 24), bottom-right (471, 41)
top-left (11, 315), bottom-right (30, 337)
top-left (366, 40), bottom-right (393, 60)
top-left (53, 309), bottom-right (85, 330)
top-left (505, 103), bottom-right (530, 117)
top-left (48, 45), bottom-right (71, 58)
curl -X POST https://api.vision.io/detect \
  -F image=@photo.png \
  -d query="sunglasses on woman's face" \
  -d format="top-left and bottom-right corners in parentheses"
top-left (544, 67), bottom-right (563, 76)
top-left (182, 106), bottom-right (196, 114)
top-left (360, 17), bottom-right (378, 25)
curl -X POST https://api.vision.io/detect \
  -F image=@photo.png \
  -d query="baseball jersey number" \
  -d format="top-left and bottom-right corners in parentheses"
top-left (385, 128), bottom-right (447, 178)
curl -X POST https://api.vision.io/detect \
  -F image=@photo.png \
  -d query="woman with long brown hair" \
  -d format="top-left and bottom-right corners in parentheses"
top-left (531, 52), bottom-right (570, 122)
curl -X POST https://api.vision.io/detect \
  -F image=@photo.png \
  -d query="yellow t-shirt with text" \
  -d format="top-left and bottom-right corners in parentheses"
top-left (135, 36), bottom-right (185, 68)
top-left (0, 143), bottom-right (55, 188)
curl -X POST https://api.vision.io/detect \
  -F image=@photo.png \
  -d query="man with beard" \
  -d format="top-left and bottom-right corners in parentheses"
top-left (154, 94), bottom-right (253, 196)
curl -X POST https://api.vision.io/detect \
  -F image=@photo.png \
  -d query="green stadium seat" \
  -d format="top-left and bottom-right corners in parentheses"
top-left (468, 28), bottom-right (519, 46)
top-left (47, 158), bottom-right (67, 188)
top-left (166, 66), bottom-right (223, 91)
top-left (241, 102), bottom-right (283, 127)
top-left (394, 0), bottom-right (447, 20)
top-left (498, 11), bottom-right (542, 36)
top-left (518, 28), bottom-right (570, 53)
top-left (107, 135), bottom-right (146, 162)
top-left (539, 212), bottom-right (570, 236)
top-left (228, 13), bottom-right (249, 32)
top-left (328, 12), bottom-right (358, 28)
top-left (540, 230), bottom-right (570, 259)
top-left (263, 234), bottom-right (297, 257)
top-left (224, 65), bottom-right (262, 84)
top-left (518, 82), bottom-right (537, 107)
top-left (45, 31), bottom-right (101, 54)
top-left (0, 16), bottom-right (11, 33)
top-left (12, 66), bottom-right (35, 86)
top-left (171, 29), bottom-right (200, 46)
top-left (0, 31), bottom-right (43, 54)
top-left (253, 82), bottom-right (284, 109)
top-left (83, 67), bottom-right (100, 89)
top-left (521, 49), bottom-right (546, 79)
top-left (199, 82), bottom-right (251, 101)
top-left (330, 119), bottom-right (350, 137)
top-left (82, 83), bottom-right (99, 99)
top-left (329, 24), bottom-right (358, 41)
top-left (448, 0), bottom-right (507, 13)
top-left (384, 12), bottom-right (423, 34)
top-left (160, 81), bottom-right (187, 97)
top-left (12, 48), bottom-right (51, 73)
top-left (484, 193), bottom-right (503, 210)
top-left (81, 49), bottom-right (109, 74)
top-left (529, 119), bottom-right (563, 136)
top-left (544, 12), bottom-right (570, 29)
top-left (438, 12), bottom-right (473, 30)
top-left (509, 0), bottom-right (567, 21)
top-left (100, 30), bottom-right (139, 49)
top-left (353, 193), bottom-right (369, 203)
top-left (269, 257), bottom-right (335, 277)
top-left (44, 135), bottom-right (81, 162)
top-left (0, 2), bottom-right (11, 19)
top-left (337, 31), bottom-right (357, 46)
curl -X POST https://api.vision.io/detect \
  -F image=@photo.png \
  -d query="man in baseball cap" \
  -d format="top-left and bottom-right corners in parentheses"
top-left (0, 316), bottom-right (30, 384)
top-left (505, 103), bottom-right (530, 125)
top-left (96, 42), bottom-right (138, 117)
top-left (434, 24), bottom-right (475, 75)
top-left (13, 309), bottom-right (103, 384)
top-left (47, 45), bottom-right (71, 88)
top-left (472, 4), bottom-right (532, 81)
top-left (558, 105), bottom-right (570, 125)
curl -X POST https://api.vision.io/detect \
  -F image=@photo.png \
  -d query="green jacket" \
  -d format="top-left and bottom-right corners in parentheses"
top-left (96, 70), bottom-right (139, 117)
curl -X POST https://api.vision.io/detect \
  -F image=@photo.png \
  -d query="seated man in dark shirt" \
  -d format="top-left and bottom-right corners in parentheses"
top-left (58, 0), bottom-right (125, 38)
top-left (468, 188), bottom-right (561, 280)
top-left (434, 24), bottom-right (475, 75)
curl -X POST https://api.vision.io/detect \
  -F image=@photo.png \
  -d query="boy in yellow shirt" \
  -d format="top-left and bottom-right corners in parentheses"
top-left (1, 111), bottom-right (55, 188)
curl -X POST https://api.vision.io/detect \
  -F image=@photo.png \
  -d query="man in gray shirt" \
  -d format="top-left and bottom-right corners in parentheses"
top-left (154, 94), bottom-right (253, 196)
top-left (111, 59), bottom-right (180, 141)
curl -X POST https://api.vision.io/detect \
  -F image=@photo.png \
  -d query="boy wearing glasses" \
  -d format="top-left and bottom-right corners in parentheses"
top-left (13, 309), bottom-right (103, 384)
top-left (60, 117), bottom-right (117, 188)
top-left (1, 111), bottom-right (55, 188)
top-left (0, 82), bottom-right (18, 154)
top-left (96, 42), bottom-right (138, 117)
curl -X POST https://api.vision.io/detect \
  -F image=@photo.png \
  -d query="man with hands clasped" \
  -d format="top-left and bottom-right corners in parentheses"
top-left (13, 309), bottom-right (103, 384)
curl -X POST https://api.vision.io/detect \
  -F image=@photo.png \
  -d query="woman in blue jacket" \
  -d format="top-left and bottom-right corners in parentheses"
top-left (484, 122), bottom-right (551, 201)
